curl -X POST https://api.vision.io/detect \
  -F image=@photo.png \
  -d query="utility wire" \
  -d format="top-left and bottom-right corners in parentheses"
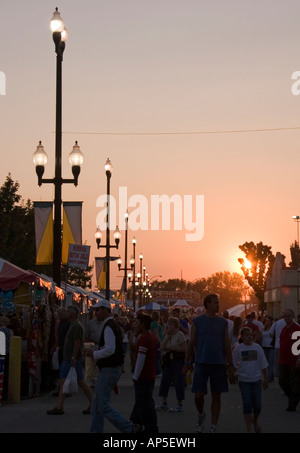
top-left (61, 126), bottom-right (300, 136)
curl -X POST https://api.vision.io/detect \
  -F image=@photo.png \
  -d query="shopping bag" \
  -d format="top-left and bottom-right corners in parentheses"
top-left (62, 366), bottom-right (78, 394)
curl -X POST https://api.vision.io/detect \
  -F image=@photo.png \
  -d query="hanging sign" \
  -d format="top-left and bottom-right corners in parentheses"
top-left (67, 244), bottom-right (90, 269)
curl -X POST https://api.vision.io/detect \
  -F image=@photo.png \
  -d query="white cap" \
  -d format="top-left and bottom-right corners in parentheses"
top-left (92, 299), bottom-right (111, 309)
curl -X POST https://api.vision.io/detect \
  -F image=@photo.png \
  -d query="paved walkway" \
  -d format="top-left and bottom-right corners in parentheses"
top-left (1, 362), bottom-right (300, 435)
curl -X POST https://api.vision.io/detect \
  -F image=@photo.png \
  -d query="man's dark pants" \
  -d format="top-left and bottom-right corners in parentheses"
top-left (278, 364), bottom-right (300, 409)
top-left (130, 379), bottom-right (158, 433)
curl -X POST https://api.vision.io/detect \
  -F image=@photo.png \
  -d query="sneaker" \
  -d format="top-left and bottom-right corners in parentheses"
top-left (169, 405), bottom-right (183, 412)
top-left (169, 405), bottom-right (184, 412)
top-left (195, 412), bottom-right (205, 433)
top-left (252, 423), bottom-right (261, 433)
top-left (156, 403), bottom-right (169, 411)
top-left (209, 425), bottom-right (217, 433)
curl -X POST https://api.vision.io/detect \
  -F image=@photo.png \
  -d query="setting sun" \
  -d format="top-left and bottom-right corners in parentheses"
top-left (244, 259), bottom-right (252, 270)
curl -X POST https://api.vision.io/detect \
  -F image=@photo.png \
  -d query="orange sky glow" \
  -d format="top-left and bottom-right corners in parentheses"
top-left (1, 1), bottom-right (300, 290)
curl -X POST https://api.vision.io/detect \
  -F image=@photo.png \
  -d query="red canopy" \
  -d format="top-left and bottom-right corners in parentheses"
top-left (0, 258), bottom-right (36, 290)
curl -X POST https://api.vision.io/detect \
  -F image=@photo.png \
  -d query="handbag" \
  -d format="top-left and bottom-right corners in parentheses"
top-left (62, 366), bottom-right (78, 394)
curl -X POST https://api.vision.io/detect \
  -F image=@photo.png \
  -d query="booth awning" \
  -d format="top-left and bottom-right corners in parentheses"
top-left (0, 258), bottom-right (36, 290)
top-left (172, 299), bottom-right (191, 308)
top-left (138, 301), bottom-right (168, 311)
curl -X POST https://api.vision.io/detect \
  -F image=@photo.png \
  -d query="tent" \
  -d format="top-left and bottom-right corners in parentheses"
top-left (226, 304), bottom-right (248, 317)
top-left (89, 291), bottom-right (121, 305)
top-left (138, 302), bottom-right (168, 311)
top-left (173, 299), bottom-right (191, 308)
top-left (0, 258), bottom-right (36, 290)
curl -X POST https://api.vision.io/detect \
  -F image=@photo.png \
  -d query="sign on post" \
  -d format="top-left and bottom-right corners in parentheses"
top-left (67, 244), bottom-right (90, 269)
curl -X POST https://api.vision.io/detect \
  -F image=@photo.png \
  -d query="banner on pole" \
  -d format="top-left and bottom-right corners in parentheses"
top-left (33, 202), bottom-right (53, 265)
top-left (95, 257), bottom-right (119, 290)
top-left (62, 202), bottom-right (83, 265)
top-left (95, 257), bottom-right (106, 290)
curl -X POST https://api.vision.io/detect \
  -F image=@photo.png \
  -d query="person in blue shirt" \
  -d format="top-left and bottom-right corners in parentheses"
top-left (182, 294), bottom-right (234, 433)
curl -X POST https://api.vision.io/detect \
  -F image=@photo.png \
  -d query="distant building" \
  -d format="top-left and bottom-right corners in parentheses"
top-left (264, 252), bottom-right (300, 318)
top-left (151, 290), bottom-right (201, 307)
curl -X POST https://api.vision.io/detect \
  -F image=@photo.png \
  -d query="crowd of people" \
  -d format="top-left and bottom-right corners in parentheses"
top-left (41, 295), bottom-right (300, 434)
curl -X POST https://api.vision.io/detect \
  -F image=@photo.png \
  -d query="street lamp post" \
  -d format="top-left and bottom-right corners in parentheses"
top-left (139, 253), bottom-right (143, 306)
top-left (149, 275), bottom-right (162, 283)
top-left (132, 237), bottom-right (137, 312)
top-left (33, 9), bottom-right (83, 287)
top-left (292, 215), bottom-right (300, 245)
top-left (95, 158), bottom-right (121, 301)
top-left (117, 211), bottom-right (134, 306)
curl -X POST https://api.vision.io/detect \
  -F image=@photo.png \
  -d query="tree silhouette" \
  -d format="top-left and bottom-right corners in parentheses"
top-left (238, 241), bottom-right (275, 314)
top-left (289, 241), bottom-right (300, 269)
top-left (150, 273), bottom-right (253, 312)
top-left (0, 173), bottom-right (36, 270)
top-left (62, 264), bottom-right (93, 289)
top-left (205, 271), bottom-right (252, 313)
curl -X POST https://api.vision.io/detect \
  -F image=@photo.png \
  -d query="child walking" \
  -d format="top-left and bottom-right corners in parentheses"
top-left (232, 326), bottom-right (269, 433)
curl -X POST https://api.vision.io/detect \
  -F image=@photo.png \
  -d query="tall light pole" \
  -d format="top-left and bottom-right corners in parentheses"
top-left (149, 275), bottom-right (162, 283)
top-left (139, 253), bottom-right (144, 306)
top-left (33, 9), bottom-right (83, 287)
top-left (132, 237), bottom-right (137, 312)
top-left (95, 158), bottom-right (121, 301)
top-left (117, 211), bottom-right (134, 306)
top-left (292, 215), bottom-right (300, 245)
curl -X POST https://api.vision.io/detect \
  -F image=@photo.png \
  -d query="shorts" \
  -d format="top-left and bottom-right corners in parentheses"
top-left (60, 359), bottom-right (85, 382)
top-left (191, 363), bottom-right (228, 394)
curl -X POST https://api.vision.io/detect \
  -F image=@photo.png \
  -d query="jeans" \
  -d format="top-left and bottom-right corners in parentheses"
top-left (130, 379), bottom-right (158, 433)
top-left (238, 380), bottom-right (262, 414)
top-left (263, 347), bottom-right (274, 382)
top-left (159, 359), bottom-right (186, 401)
top-left (90, 366), bottom-right (132, 433)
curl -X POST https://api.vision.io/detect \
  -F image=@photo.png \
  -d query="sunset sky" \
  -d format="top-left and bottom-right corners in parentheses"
top-left (1, 1), bottom-right (300, 290)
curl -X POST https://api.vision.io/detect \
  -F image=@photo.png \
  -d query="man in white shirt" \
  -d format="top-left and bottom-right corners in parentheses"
top-left (269, 316), bottom-right (286, 377)
top-left (84, 307), bottom-right (104, 387)
top-left (86, 299), bottom-right (140, 433)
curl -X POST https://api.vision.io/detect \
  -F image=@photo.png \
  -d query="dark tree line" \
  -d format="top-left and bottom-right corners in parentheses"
top-left (151, 271), bottom-right (255, 313)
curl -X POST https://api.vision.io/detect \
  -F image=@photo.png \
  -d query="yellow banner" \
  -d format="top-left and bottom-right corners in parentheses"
top-left (95, 258), bottom-right (106, 290)
top-left (33, 202), bottom-right (53, 265)
top-left (62, 202), bottom-right (82, 265)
